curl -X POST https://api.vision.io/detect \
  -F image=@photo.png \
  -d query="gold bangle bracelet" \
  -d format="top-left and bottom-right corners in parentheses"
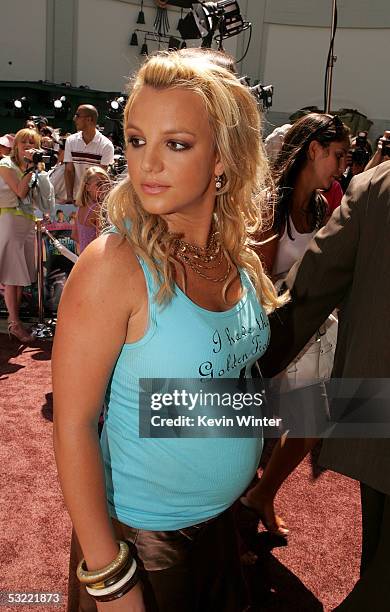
top-left (77, 540), bottom-right (130, 585)
top-left (88, 558), bottom-right (133, 590)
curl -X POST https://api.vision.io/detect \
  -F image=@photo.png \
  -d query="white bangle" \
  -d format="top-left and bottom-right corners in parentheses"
top-left (86, 558), bottom-right (137, 597)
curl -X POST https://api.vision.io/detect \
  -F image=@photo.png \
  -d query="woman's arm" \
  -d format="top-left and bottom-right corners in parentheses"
top-left (253, 227), bottom-right (279, 277)
top-left (70, 214), bottom-right (79, 245)
top-left (52, 233), bottom-right (145, 610)
top-left (0, 165), bottom-right (34, 199)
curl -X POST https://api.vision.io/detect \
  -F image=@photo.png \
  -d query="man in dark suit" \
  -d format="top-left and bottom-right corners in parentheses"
top-left (260, 160), bottom-right (390, 611)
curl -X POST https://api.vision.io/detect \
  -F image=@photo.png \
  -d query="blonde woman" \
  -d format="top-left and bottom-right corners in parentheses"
top-left (71, 166), bottom-right (111, 253)
top-left (53, 50), bottom-right (285, 612)
top-left (0, 128), bottom-right (41, 344)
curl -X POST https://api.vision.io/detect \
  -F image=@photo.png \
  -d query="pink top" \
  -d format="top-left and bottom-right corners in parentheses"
top-left (76, 202), bottom-right (98, 253)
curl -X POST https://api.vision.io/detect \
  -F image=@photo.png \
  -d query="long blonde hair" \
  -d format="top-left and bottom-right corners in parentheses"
top-left (11, 128), bottom-right (41, 168)
top-left (105, 49), bottom-right (284, 311)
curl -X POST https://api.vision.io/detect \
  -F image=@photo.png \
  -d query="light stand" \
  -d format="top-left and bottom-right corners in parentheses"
top-left (325, 0), bottom-right (337, 113)
top-left (194, 1), bottom-right (250, 51)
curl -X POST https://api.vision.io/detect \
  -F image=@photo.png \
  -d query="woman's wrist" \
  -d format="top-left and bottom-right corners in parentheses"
top-left (84, 539), bottom-right (121, 571)
top-left (23, 166), bottom-right (35, 176)
top-left (77, 540), bottom-right (139, 603)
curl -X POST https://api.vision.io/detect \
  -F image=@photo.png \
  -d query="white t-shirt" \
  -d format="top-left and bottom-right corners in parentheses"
top-left (264, 124), bottom-right (292, 163)
top-left (64, 130), bottom-right (114, 198)
top-left (272, 216), bottom-right (316, 281)
top-left (48, 163), bottom-right (66, 202)
top-left (0, 156), bottom-right (21, 208)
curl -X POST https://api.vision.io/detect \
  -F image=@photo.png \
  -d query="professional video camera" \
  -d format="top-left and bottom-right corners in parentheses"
top-left (30, 148), bottom-right (57, 171)
top-left (26, 149), bottom-right (50, 167)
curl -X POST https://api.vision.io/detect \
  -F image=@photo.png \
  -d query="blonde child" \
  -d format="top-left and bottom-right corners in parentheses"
top-left (72, 166), bottom-right (111, 253)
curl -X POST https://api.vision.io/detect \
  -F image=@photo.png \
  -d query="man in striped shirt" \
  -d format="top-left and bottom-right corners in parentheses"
top-left (64, 105), bottom-right (114, 203)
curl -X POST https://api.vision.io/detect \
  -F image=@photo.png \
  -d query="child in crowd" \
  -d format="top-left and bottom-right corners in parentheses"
top-left (71, 166), bottom-right (111, 253)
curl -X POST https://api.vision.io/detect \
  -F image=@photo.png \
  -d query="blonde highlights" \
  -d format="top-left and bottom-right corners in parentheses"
top-left (105, 50), bottom-right (284, 312)
top-left (11, 129), bottom-right (41, 168)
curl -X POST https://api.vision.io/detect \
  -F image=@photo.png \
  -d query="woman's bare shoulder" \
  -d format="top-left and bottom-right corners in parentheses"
top-left (60, 233), bottom-right (142, 315)
top-left (77, 232), bottom-right (138, 274)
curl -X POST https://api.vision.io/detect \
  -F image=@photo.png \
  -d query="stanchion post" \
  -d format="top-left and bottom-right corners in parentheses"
top-left (32, 220), bottom-right (53, 339)
top-left (35, 219), bottom-right (45, 324)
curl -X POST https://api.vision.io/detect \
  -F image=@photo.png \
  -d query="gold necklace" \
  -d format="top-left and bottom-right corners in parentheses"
top-left (171, 230), bottom-right (231, 283)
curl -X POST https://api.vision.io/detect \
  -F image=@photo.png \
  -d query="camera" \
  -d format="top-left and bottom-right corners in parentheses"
top-left (355, 132), bottom-right (368, 149)
top-left (351, 147), bottom-right (370, 166)
top-left (380, 136), bottom-right (390, 157)
top-left (31, 148), bottom-right (58, 170)
top-left (32, 149), bottom-right (51, 166)
top-left (351, 131), bottom-right (370, 166)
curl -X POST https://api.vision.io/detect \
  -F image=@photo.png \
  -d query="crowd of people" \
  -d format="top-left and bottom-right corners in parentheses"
top-left (1, 46), bottom-right (390, 611)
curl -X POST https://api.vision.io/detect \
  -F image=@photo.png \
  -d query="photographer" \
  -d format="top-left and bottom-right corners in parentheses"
top-left (340, 131), bottom-right (372, 192)
top-left (0, 128), bottom-right (43, 343)
top-left (364, 130), bottom-right (390, 171)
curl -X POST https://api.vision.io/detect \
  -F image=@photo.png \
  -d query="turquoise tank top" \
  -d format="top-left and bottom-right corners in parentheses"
top-left (100, 258), bottom-right (270, 530)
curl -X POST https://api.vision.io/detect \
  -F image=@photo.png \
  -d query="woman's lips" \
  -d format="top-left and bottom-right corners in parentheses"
top-left (141, 183), bottom-right (170, 195)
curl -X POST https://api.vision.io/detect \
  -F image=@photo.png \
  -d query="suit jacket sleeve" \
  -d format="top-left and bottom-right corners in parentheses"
top-left (259, 169), bottom-right (372, 378)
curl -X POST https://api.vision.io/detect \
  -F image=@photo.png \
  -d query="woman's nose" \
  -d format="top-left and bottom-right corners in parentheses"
top-left (140, 146), bottom-right (164, 173)
top-left (339, 157), bottom-right (347, 173)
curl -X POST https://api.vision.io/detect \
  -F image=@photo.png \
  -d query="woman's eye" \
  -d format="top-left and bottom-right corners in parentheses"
top-left (127, 136), bottom-right (145, 147)
top-left (167, 141), bottom-right (189, 151)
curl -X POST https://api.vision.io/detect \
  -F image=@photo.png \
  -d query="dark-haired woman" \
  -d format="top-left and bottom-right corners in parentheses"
top-left (242, 113), bottom-right (350, 536)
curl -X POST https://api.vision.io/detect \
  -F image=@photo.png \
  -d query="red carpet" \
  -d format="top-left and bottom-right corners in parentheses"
top-left (0, 332), bottom-right (70, 612)
top-left (0, 331), bottom-right (360, 611)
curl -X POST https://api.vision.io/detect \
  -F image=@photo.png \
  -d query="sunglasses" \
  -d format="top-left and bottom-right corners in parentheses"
top-left (74, 113), bottom-right (90, 118)
top-left (307, 114), bottom-right (345, 143)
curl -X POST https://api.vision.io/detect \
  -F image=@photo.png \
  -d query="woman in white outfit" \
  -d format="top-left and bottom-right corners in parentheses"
top-left (0, 128), bottom-right (41, 344)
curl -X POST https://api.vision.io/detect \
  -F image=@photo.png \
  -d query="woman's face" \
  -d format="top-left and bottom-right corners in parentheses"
top-left (125, 86), bottom-right (223, 229)
top-left (86, 175), bottom-right (108, 202)
top-left (312, 140), bottom-right (349, 190)
top-left (17, 135), bottom-right (38, 162)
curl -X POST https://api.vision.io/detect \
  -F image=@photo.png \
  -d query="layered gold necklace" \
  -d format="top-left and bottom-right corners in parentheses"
top-left (171, 230), bottom-right (231, 283)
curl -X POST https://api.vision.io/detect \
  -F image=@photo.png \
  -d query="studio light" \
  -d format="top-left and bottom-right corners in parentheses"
top-left (110, 96), bottom-right (126, 112)
top-left (168, 36), bottom-right (182, 50)
top-left (177, 12), bottom-right (202, 39)
top-left (137, 0), bottom-right (145, 24)
top-left (130, 31), bottom-right (139, 46)
top-left (53, 95), bottom-right (71, 118)
top-left (107, 96), bottom-right (127, 121)
top-left (177, 1), bottom-right (250, 49)
top-left (140, 38), bottom-right (149, 55)
top-left (250, 83), bottom-right (274, 110)
top-left (13, 97), bottom-right (30, 117)
top-left (53, 95), bottom-right (65, 109)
